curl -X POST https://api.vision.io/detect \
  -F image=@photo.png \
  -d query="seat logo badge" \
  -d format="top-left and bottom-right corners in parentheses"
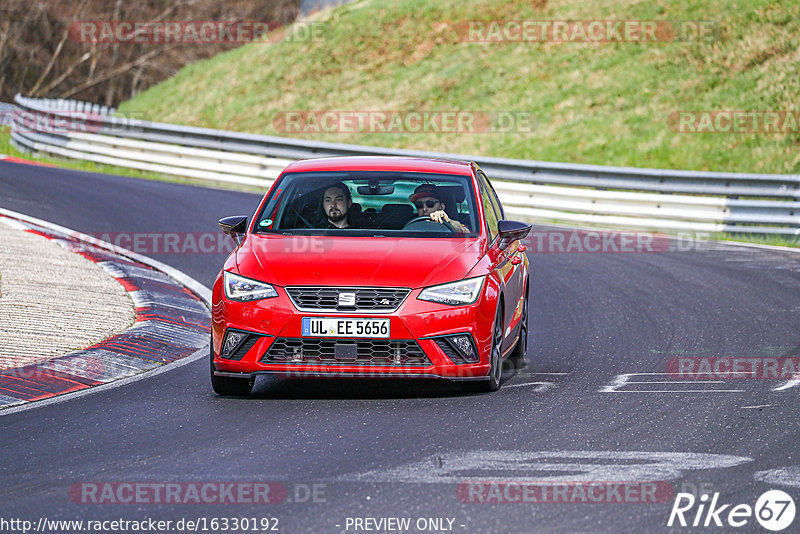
top-left (338, 292), bottom-right (356, 306)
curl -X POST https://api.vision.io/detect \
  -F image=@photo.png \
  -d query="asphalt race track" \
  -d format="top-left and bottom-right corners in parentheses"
top-left (1, 161), bottom-right (799, 533)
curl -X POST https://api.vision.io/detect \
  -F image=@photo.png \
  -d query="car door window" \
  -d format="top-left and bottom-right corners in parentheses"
top-left (478, 173), bottom-right (500, 242)
top-left (482, 172), bottom-right (505, 220)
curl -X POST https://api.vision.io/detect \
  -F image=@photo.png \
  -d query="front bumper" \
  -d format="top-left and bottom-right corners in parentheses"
top-left (211, 281), bottom-right (498, 381)
top-left (212, 369), bottom-right (490, 381)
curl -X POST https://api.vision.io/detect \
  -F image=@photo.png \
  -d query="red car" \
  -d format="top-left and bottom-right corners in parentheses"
top-left (210, 156), bottom-right (531, 395)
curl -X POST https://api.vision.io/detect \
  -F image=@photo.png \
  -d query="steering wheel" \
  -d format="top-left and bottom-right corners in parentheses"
top-left (287, 203), bottom-right (315, 229)
top-left (401, 216), bottom-right (456, 233)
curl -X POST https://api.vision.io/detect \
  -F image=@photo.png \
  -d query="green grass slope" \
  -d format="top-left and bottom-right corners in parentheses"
top-left (119, 0), bottom-right (800, 174)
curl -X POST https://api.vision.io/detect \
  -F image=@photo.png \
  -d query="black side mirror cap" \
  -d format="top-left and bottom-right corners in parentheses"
top-left (219, 216), bottom-right (248, 246)
top-left (497, 220), bottom-right (532, 250)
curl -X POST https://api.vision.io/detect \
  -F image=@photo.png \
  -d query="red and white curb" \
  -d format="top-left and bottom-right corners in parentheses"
top-left (0, 208), bottom-right (212, 413)
top-left (0, 154), bottom-right (57, 167)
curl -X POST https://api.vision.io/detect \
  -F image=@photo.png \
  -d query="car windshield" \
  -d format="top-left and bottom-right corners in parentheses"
top-left (253, 171), bottom-right (479, 237)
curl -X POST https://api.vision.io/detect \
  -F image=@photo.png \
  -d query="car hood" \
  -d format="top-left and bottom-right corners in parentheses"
top-left (235, 235), bottom-right (483, 288)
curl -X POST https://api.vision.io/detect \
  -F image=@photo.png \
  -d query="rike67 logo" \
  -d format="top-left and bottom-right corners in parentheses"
top-left (668, 490), bottom-right (795, 531)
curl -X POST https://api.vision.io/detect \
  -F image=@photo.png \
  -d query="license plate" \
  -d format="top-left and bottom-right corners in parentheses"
top-left (301, 317), bottom-right (390, 338)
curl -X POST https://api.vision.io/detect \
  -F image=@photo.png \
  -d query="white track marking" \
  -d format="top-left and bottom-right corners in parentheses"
top-left (625, 380), bottom-right (725, 384)
top-left (598, 373), bottom-right (631, 392)
top-left (773, 377), bottom-right (800, 391)
top-left (607, 390), bottom-right (747, 393)
top-left (755, 466), bottom-right (800, 488)
top-left (336, 451), bottom-right (752, 484)
top-left (599, 373), bottom-right (745, 393)
top-left (504, 381), bottom-right (554, 392)
top-left (503, 372), bottom-right (569, 391)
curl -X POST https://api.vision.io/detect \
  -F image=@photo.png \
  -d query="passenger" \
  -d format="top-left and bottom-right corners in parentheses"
top-left (409, 184), bottom-right (469, 233)
top-left (321, 183), bottom-right (353, 229)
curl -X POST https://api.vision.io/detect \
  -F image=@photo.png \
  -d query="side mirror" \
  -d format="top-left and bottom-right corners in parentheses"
top-left (219, 215), bottom-right (248, 246)
top-left (497, 220), bottom-right (532, 250)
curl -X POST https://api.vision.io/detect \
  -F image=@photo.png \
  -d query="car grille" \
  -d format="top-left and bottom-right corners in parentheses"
top-left (261, 338), bottom-right (431, 366)
top-left (285, 287), bottom-right (410, 312)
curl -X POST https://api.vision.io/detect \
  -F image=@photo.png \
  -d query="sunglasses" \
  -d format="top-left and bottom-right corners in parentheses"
top-left (415, 199), bottom-right (439, 209)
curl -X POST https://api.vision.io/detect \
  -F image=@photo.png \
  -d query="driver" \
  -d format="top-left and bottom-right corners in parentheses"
top-left (321, 183), bottom-right (353, 229)
top-left (409, 184), bottom-right (469, 233)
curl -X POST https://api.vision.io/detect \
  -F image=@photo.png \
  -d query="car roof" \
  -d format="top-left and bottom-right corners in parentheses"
top-left (282, 156), bottom-right (475, 176)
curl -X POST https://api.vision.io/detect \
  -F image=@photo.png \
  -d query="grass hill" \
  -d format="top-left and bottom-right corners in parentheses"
top-left (118, 0), bottom-right (800, 174)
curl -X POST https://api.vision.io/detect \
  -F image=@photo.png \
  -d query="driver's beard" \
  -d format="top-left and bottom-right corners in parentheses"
top-left (327, 211), bottom-right (347, 223)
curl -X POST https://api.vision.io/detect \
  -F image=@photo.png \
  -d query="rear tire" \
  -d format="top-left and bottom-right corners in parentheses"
top-left (210, 338), bottom-right (254, 396)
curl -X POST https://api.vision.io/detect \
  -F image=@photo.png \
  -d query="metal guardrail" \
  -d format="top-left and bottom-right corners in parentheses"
top-left (9, 95), bottom-right (800, 237)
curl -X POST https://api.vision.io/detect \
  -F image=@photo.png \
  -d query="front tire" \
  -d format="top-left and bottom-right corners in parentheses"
top-left (210, 339), bottom-right (254, 396)
top-left (486, 306), bottom-right (504, 391)
top-left (462, 305), bottom-right (503, 393)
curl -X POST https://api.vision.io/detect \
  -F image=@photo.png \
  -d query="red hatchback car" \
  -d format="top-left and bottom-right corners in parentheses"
top-left (211, 156), bottom-right (531, 394)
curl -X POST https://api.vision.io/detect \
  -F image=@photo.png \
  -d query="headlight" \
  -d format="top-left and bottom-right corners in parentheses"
top-left (223, 271), bottom-right (278, 301)
top-left (418, 276), bottom-right (484, 306)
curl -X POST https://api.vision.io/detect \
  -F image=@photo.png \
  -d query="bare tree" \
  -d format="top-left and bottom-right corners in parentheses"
top-left (0, 0), bottom-right (301, 106)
